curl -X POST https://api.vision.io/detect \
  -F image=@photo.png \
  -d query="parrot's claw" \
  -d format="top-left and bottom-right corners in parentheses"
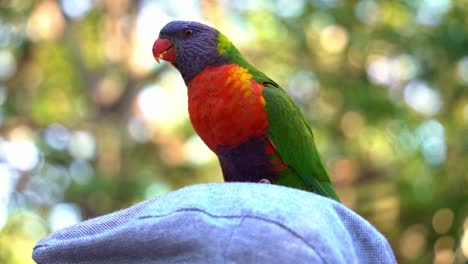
top-left (258, 179), bottom-right (271, 184)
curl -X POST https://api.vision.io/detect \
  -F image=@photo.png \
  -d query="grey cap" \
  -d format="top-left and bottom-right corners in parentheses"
top-left (33, 183), bottom-right (396, 263)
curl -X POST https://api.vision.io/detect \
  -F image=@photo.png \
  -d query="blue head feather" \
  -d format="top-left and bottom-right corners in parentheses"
top-left (158, 21), bottom-right (228, 84)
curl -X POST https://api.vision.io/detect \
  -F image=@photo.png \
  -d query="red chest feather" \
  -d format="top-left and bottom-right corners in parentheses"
top-left (188, 64), bottom-right (269, 152)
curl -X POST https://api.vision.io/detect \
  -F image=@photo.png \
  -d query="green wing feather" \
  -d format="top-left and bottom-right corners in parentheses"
top-left (262, 84), bottom-right (340, 202)
top-left (217, 34), bottom-right (340, 201)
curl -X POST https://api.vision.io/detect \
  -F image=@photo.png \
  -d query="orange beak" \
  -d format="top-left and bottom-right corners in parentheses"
top-left (152, 38), bottom-right (176, 63)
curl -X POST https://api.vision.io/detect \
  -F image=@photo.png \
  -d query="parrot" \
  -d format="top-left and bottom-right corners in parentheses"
top-left (152, 21), bottom-right (340, 201)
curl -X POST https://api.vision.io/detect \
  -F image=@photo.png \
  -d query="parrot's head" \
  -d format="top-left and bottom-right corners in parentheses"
top-left (153, 21), bottom-right (228, 83)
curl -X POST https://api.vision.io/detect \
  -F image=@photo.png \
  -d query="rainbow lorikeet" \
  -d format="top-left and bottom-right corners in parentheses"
top-left (152, 21), bottom-right (340, 201)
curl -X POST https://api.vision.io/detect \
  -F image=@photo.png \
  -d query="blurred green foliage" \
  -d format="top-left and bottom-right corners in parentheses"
top-left (0, 0), bottom-right (467, 263)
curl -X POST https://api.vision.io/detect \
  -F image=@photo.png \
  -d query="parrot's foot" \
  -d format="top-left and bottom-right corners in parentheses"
top-left (258, 179), bottom-right (271, 184)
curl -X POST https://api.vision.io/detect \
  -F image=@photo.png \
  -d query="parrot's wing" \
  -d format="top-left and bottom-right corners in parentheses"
top-left (262, 84), bottom-right (340, 201)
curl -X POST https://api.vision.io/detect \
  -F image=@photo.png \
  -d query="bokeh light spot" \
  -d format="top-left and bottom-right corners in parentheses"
top-left (404, 81), bottom-right (442, 116)
top-left (417, 119), bottom-right (444, 140)
top-left (462, 226), bottom-right (468, 258)
top-left (366, 54), bottom-right (419, 87)
top-left (44, 164), bottom-right (71, 190)
top-left (94, 74), bottom-right (125, 107)
top-left (136, 82), bottom-right (187, 131)
top-left (432, 208), bottom-right (454, 234)
top-left (69, 159), bottom-right (94, 185)
top-left (389, 121), bottom-right (419, 158)
top-left (127, 116), bottom-right (152, 143)
top-left (319, 24), bottom-right (349, 53)
top-left (433, 249), bottom-right (455, 264)
top-left (0, 204), bottom-right (7, 231)
top-left (1, 138), bottom-right (39, 171)
top-left (68, 131), bottom-right (96, 160)
top-left (60, 0), bottom-right (93, 19)
top-left (184, 135), bottom-right (216, 165)
top-left (421, 136), bottom-right (446, 165)
top-left (456, 56), bottom-right (468, 84)
top-left (417, 119), bottom-right (446, 165)
top-left (434, 235), bottom-right (455, 252)
top-left (340, 111), bottom-right (366, 138)
top-left (355, 0), bottom-right (381, 25)
top-left (367, 55), bottom-right (393, 86)
top-left (275, 0), bottom-right (305, 17)
top-left (0, 163), bottom-right (19, 231)
top-left (416, 0), bottom-right (452, 26)
top-left (332, 158), bottom-right (358, 184)
top-left (26, 0), bottom-right (65, 41)
top-left (138, 85), bottom-right (170, 123)
top-left (308, 12), bottom-right (336, 32)
top-left (144, 181), bottom-right (171, 199)
top-left (16, 211), bottom-right (48, 240)
top-left (44, 123), bottom-right (71, 150)
top-left (287, 71), bottom-right (319, 103)
top-left (0, 50), bottom-right (17, 80)
top-left (48, 203), bottom-right (82, 232)
top-left (400, 224), bottom-right (427, 260)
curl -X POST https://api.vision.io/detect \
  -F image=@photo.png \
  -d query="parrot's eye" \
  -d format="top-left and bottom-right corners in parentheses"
top-left (183, 29), bottom-right (193, 38)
